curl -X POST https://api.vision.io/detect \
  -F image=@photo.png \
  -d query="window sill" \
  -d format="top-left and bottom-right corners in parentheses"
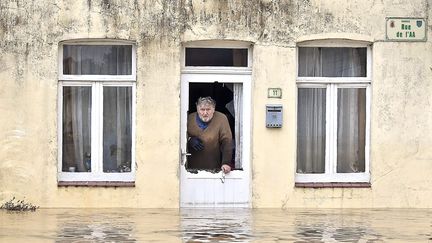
top-left (58, 181), bottom-right (135, 187)
top-left (295, 182), bottom-right (371, 188)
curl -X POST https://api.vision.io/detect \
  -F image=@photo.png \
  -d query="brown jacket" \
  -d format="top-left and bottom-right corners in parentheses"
top-left (187, 111), bottom-right (233, 169)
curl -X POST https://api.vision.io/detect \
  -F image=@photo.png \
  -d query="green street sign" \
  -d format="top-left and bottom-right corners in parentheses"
top-left (386, 17), bottom-right (427, 42)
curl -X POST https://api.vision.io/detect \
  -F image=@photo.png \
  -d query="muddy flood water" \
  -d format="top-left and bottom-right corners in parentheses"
top-left (1, 208), bottom-right (431, 242)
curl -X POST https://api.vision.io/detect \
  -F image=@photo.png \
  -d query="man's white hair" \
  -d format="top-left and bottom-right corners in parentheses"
top-left (196, 96), bottom-right (216, 107)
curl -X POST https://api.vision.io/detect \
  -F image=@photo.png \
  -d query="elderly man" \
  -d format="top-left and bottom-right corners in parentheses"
top-left (187, 96), bottom-right (233, 173)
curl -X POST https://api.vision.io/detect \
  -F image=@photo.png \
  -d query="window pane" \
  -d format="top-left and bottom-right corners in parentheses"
top-left (185, 48), bottom-right (248, 67)
top-left (62, 87), bottom-right (92, 172)
top-left (297, 88), bottom-right (326, 173)
top-left (298, 47), bottom-right (366, 77)
top-left (337, 88), bottom-right (366, 173)
top-left (103, 87), bottom-right (132, 173)
top-left (63, 45), bottom-right (132, 75)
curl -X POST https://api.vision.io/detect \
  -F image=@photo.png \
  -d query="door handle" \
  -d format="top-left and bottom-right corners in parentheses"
top-left (181, 151), bottom-right (191, 165)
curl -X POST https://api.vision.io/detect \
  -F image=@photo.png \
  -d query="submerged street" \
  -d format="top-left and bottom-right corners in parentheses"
top-left (1, 208), bottom-right (431, 242)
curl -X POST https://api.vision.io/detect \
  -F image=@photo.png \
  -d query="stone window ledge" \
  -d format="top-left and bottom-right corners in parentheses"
top-left (58, 181), bottom-right (135, 187)
top-left (295, 182), bottom-right (371, 188)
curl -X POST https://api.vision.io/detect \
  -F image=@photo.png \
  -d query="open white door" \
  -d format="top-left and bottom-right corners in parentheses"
top-left (180, 73), bottom-right (251, 207)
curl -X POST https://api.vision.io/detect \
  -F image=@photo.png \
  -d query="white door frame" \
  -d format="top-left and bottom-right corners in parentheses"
top-left (180, 72), bottom-right (252, 207)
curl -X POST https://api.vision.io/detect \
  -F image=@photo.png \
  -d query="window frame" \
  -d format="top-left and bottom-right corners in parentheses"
top-left (58, 40), bottom-right (136, 183)
top-left (181, 40), bottom-right (253, 75)
top-left (58, 40), bottom-right (137, 81)
top-left (295, 41), bottom-right (372, 183)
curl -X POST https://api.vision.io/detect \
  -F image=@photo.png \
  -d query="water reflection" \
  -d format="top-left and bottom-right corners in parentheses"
top-left (0, 208), bottom-right (431, 242)
top-left (181, 208), bottom-right (252, 242)
top-left (293, 210), bottom-right (382, 242)
top-left (56, 210), bottom-right (136, 242)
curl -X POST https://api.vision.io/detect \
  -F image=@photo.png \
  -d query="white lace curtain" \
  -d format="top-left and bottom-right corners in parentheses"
top-left (225, 83), bottom-right (243, 169)
top-left (63, 45), bottom-right (132, 75)
top-left (337, 88), bottom-right (366, 173)
top-left (62, 87), bottom-right (91, 172)
top-left (103, 87), bottom-right (132, 172)
top-left (298, 47), bottom-right (366, 77)
top-left (233, 84), bottom-right (243, 169)
top-left (297, 88), bottom-right (326, 173)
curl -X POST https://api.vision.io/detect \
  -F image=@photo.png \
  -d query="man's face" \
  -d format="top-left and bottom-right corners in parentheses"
top-left (197, 103), bottom-right (215, 122)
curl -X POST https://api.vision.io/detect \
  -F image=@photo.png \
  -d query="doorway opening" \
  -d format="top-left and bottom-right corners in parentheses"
top-left (187, 82), bottom-right (243, 171)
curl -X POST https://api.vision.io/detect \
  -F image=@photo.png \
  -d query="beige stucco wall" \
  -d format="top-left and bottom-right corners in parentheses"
top-left (0, 0), bottom-right (431, 208)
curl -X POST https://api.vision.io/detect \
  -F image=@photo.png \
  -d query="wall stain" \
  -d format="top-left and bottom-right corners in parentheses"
top-left (0, 0), bottom-right (379, 58)
top-left (6, 0), bottom-right (302, 83)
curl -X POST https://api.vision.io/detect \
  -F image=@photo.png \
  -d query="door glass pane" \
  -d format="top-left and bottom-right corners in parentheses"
top-left (185, 48), bottom-right (248, 67)
top-left (103, 87), bottom-right (132, 173)
top-left (62, 86), bottom-right (92, 172)
top-left (297, 88), bottom-right (326, 173)
top-left (63, 45), bottom-right (132, 75)
top-left (298, 47), bottom-right (366, 77)
top-left (337, 88), bottom-right (366, 173)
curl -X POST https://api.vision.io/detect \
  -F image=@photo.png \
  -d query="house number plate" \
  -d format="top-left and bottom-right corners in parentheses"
top-left (268, 88), bottom-right (282, 98)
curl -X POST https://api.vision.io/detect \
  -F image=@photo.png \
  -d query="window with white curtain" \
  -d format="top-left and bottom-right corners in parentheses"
top-left (296, 44), bottom-right (371, 183)
top-left (58, 41), bottom-right (136, 182)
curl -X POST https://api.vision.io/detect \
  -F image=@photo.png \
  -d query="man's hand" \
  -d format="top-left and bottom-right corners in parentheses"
top-left (221, 164), bottom-right (231, 174)
top-left (188, 137), bottom-right (204, 151)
